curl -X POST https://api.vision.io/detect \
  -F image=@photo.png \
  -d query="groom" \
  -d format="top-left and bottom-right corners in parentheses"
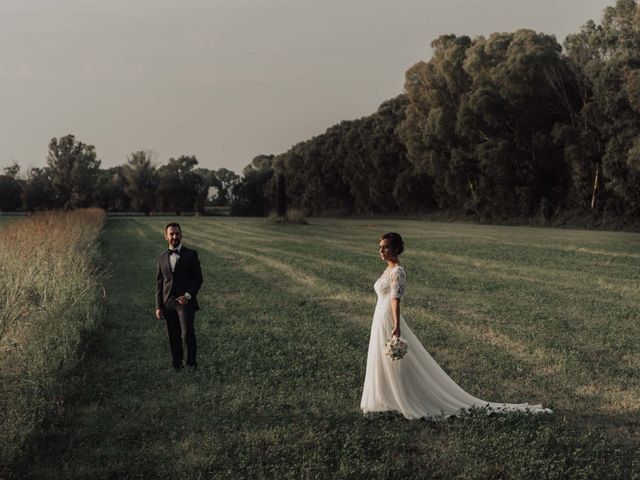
top-left (155, 222), bottom-right (203, 371)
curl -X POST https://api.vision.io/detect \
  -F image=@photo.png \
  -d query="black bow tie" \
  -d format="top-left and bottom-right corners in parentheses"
top-left (168, 249), bottom-right (180, 255)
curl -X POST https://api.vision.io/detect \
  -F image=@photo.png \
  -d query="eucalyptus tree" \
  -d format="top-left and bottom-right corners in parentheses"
top-left (271, 128), bottom-right (352, 216)
top-left (309, 121), bottom-right (354, 214)
top-left (267, 97), bottom-right (419, 215)
top-left (273, 145), bottom-right (306, 211)
top-left (400, 34), bottom-right (474, 211)
top-left (401, 31), bottom-right (570, 216)
top-left (563, 0), bottom-right (640, 214)
top-left (342, 95), bottom-right (414, 213)
top-left (462, 29), bottom-right (569, 216)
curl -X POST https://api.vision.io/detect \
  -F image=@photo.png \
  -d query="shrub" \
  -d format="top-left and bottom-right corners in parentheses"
top-left (265, 208), bottom-right (308, 225)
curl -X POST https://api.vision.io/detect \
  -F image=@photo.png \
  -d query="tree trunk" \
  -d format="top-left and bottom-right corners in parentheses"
top-left (591, 166), bottom-right (600, 210)
top-left (466, 176), bottom-right (478, 204)
top-left (277, 174), bottom-right (287, 217)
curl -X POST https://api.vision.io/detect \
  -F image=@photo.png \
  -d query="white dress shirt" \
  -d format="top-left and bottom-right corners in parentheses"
top-left (169, 244), bottom-right (182, 272)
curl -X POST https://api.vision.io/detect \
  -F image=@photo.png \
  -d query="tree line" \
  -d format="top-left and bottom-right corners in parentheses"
top-left (1, 0), bottom-right (639, 221)
top-left (0, 137), bottom-right (241, 214)
top-left (236, 0), bottom-right (640, 221)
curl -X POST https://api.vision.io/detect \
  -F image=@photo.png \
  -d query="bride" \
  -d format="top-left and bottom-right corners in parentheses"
top-left (360, 232), bottom-right (552, 420)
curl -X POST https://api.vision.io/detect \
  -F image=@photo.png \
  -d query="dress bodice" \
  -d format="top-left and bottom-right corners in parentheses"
top-left (374, 265), bottom-right (406, 301)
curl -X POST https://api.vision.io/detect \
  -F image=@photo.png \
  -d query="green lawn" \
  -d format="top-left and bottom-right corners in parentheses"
top-left (18, 218), bottom-right (640, 478)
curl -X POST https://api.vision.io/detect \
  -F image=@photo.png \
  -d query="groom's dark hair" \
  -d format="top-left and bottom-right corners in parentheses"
top-left (165, 222), bottom-right (182, 232)
top-left (380, 232), bottom-right (404, 255)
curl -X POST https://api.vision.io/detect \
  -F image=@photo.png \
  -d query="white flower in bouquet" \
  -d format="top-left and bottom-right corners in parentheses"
top-left (384, 335), bottom-right (408, 360)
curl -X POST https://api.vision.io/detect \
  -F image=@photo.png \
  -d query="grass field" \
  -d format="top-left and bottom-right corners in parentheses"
top-left (15, 217), bottom-right (640, 478)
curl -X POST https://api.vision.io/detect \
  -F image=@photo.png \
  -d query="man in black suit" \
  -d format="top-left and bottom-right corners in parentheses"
top-left (155, 222), bottom-right (203, 371)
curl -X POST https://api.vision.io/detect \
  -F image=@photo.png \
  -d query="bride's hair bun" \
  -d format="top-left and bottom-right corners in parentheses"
top-left (380, 232), bottom-right (404, 255)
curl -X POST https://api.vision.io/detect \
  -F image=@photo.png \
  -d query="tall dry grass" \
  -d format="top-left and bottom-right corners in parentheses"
top-left (0, 209), bottom-right (106, 472)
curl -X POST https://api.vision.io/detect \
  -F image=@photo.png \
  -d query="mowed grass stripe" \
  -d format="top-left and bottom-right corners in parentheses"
top-left (19, 217), bottom-right (640, 479)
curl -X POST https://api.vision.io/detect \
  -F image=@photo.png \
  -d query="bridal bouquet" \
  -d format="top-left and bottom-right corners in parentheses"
top-left (384, 335), bottom-right (408, 361)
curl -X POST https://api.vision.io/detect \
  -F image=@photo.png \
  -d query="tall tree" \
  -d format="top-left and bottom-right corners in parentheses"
top-left (193, 167), bottom-right (215, 214)
top-left (123, 150), bottom-right (158, 215)
top-left (21, 167), bottom-right (55, 212)
top-left (157, 155), bottom-right (203, 214)
top-left (272, 123), bottom-right (354, 215)
top-left (563, 0), bottom-right (640, 215)
top-left (400, 34), bottom-right (474, 211)
top-left (400, 31), bottom-right (570, 217)
top-left (95, 166), bottom-right (129, 212)
top-left (46, 134), bottom-right (101, 209)
top-left (231, 155), bottom-right (275, 216)
top-left (276, 173), bottom-right (287, 217)
top-left (211, 168), bottom-right (240, 206)
top-left (0, 164), bottom-right (23, 211)
top-left (342, 95), bottom-right (417, 213)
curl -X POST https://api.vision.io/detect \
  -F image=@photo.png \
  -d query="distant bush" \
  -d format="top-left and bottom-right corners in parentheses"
top-left (265, 208), bottom-right (308, 225)
top-left (0, 209), bottom-right (106, 473)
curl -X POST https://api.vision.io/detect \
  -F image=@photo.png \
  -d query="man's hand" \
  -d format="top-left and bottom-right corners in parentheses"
top-left (155, 309), bottom-right (164, 320)
top-left (177, 295), bottom-right (189, 306)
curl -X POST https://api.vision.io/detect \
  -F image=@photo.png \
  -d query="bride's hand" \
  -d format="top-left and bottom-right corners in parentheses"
top-left (392, 326), bottom-right (401, 338)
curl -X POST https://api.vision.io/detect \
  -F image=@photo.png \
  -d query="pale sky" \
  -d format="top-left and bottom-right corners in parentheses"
top-left (1, 0), bottom-right (613, 174)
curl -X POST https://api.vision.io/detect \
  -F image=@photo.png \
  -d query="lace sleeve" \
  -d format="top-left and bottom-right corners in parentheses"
top-left (390, 266), bottom-right (406, 300)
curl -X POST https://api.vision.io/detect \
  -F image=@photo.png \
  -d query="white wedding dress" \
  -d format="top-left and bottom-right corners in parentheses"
top-left (360, 265), bottom-right (552, 420)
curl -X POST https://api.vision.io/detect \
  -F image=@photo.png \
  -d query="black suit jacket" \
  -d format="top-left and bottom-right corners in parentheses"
top-left (156, 246), bottom-right (203, 311)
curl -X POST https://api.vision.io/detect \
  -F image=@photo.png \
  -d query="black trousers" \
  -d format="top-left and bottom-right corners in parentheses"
top-left (164, 306), bottom-right (197, 368)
